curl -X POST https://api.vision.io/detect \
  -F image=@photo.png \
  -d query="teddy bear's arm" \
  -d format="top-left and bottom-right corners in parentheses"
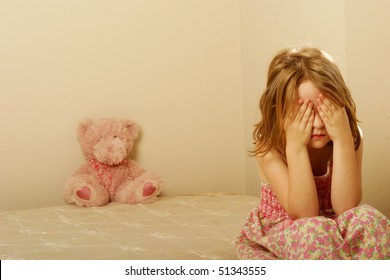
top-left (128, 159), bottom-right (147, 178)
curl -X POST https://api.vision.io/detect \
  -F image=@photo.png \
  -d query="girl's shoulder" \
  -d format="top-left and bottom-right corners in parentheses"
top-left (255, 148), bottom-right (285, 167)
top-left (255, 149), bottom-right (286, 184)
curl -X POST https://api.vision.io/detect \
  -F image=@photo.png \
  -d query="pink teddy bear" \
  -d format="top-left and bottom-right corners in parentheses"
top-left (64, 118), bottom-right (163, 207)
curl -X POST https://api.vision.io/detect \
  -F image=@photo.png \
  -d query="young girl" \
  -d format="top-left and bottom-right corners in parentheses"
top-left (235, 47), bottom-right (390, 259)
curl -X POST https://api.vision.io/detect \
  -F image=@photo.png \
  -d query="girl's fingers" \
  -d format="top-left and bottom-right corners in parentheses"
top-left (317, 105), bottom-right (326, 120)
top-left (318, 94), bottom-right (335, 114)
top-left (296, 99), bottom-right (311, 120)
top-left (306, 109), bottom-right (315, 131)
top-left (303, 102), bottom-right (313, 120)
top-left (290, 100), bottom-right (301, 119)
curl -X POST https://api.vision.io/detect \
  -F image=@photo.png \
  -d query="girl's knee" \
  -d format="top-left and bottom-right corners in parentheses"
top-left (296, 216), bottom-right (337, 235)
top-left (351, 204), bottom-right (387, 222)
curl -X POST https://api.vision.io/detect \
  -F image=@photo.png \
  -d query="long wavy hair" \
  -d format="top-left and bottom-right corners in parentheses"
top-left (251, 47), bottom-right (361, 158)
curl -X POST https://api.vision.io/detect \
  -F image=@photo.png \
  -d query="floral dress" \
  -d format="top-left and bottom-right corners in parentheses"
top-left (235, 160), bottom-right (390, 259)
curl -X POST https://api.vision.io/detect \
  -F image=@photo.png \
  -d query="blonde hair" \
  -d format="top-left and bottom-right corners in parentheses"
top-left (252, 47), bottom-right (361, 157)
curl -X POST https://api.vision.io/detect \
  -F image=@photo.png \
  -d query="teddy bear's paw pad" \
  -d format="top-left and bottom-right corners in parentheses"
top-left (76, 186), bottom-right (91, 200)
top-left (142, 182), bottom-right (157, 197)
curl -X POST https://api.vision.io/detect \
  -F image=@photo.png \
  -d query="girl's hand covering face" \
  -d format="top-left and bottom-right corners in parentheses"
top-left (285, 99), bottom-right (314, 148)
top-left (317, 94), bottom-right (351, 142)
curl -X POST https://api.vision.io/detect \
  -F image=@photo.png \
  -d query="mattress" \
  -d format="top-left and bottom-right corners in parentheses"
top-left (0, 194), bottom-right (259, 260)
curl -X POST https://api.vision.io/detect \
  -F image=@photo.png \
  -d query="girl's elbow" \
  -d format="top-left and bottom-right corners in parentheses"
top-left (333, 197), bottom-right (361, 216)
top-left (289, 210), bottom-right (319, 220)
top-left (286, 194), bottom-right (320, 219)
top-left (287, 204), bottom-right (319, 219)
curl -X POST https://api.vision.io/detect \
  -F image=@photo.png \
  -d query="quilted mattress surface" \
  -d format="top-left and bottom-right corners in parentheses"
top-left (0, 194), bottom-right (259, 260)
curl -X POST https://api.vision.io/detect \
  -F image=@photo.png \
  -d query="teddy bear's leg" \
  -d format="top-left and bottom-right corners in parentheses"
top-left (64, 174), bottom-right (109, 207)
top-left (114, 171), bottom-right (163, 204)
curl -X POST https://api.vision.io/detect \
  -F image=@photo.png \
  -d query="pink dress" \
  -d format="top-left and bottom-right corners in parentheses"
top-left (235, 160), bottom-right (390, 259)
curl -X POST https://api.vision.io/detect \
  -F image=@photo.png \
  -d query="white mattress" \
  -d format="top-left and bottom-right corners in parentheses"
top-left (0, 194), bottom-right (258, 260)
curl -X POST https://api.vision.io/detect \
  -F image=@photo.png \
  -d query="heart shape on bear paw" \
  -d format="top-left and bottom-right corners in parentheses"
top-left (77, 186), bottom-right (91, 200)
top-left (143, 182), bottom-right (157, 197)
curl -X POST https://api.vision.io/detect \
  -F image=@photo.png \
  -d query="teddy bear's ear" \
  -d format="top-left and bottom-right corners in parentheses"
top-left (123, 119), bottom-right (140, 139)
top-left (77, 119), bottom-right (93, 141)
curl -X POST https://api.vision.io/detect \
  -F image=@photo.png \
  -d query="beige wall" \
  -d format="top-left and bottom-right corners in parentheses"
top-left (0, 0), bottom-right (245, 210)
top-left (1, 0), bottom-right (389, 217)
top-left (345, 0), bottom-right (390, 217)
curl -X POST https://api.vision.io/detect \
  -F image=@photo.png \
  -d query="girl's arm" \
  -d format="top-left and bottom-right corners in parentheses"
top-left (258, 100), bottom-right (319, 219)
top-left (258, 146), bottom-right (319, 219)
top-left (331, 134), bottom-right (363, 214)
top-left (318, 95), bottom-right (362, 215)
top-left (286, 140), bottom-right (319, 218)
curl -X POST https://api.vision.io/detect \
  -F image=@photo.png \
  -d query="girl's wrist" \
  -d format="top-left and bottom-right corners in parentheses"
top-left (332, 131), bottom-right (354, 147)
top-left (286, 143), bottom-right (308, 157)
